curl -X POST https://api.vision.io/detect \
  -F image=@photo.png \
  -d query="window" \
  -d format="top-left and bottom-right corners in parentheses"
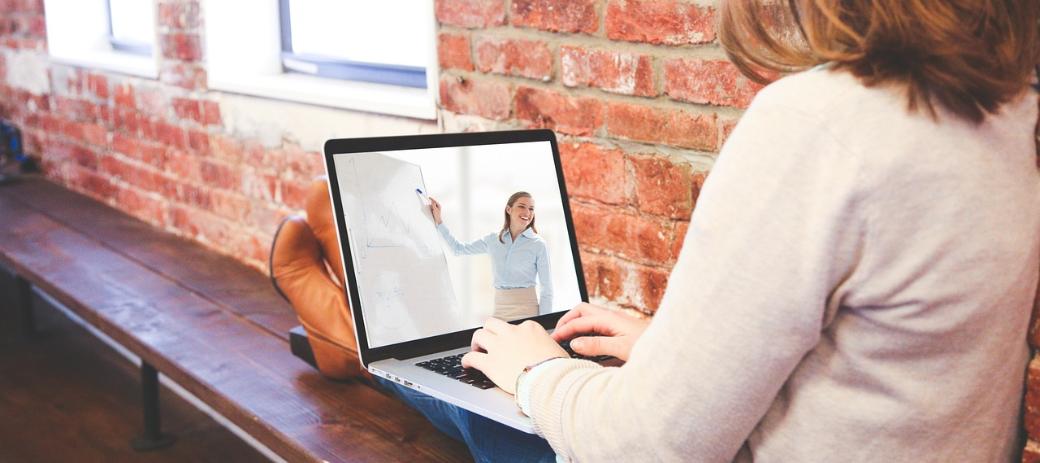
top-left (43, 0), bottom-right (157, 78)
top-left (204, 0), bottom-right (438, 119)
top-left (279, 0), bottom-right (428, 89)
top-left (106, 0), bottom-right (154, 56)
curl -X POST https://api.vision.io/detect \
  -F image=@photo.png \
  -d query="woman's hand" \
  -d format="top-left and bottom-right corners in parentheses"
top-left (550, 303), bottom-right (650, 362)
top-left (462, 318), bottom-right (568, 395)
top-left (429, 197), bottom-right (443, 225)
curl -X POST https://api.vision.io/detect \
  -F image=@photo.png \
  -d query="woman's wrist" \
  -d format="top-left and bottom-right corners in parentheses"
top-left (515, 356), bottom-right (567, 416)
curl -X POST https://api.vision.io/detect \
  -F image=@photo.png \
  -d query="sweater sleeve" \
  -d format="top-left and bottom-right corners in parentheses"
top-left (526, 87), bottom-right (870, 462)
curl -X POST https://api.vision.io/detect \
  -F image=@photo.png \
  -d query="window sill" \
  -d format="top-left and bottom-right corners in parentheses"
top-left (49, 49), bottom-right (158, 79)
top-left (209, 72), bottom-right (438, 120)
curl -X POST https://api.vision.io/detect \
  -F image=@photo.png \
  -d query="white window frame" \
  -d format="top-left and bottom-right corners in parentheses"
top-left (43, 0), bottom-right (158, 78)
top-left (202, 0), bottom-right (439, 120)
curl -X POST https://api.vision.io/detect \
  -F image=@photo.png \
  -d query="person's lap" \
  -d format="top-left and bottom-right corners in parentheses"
top-left (374, 377), bottom-right (556, 463)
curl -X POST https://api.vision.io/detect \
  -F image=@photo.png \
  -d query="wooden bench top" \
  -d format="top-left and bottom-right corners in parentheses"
top-left (0, 177), bottom-right (470, 462)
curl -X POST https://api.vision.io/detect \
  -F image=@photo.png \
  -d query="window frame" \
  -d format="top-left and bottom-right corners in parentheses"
top-left (203, 0), bottom-right (439, 120)
top-left (277, 0), bottom-right (429, 89)
top-left (104, 0), bottom-right (155, 57)
top-left (43, 0), bottom-right (158, 78)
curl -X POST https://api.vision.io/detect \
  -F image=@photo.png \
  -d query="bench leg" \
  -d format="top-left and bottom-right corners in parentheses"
top-left (14, 276), bottom-right (34, 336)
top-left (1, 274), bottom-right (34, 341)
top-left (130, 362), bottom-right (177, 451)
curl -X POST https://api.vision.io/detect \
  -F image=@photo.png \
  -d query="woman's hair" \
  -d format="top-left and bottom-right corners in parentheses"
top-left (498, 191), bottom-right (537, 243)
top-left (719, 0), bottom-right (1039, 123)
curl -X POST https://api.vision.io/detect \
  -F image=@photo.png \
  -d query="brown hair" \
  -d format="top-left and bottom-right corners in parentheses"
top-left (498, 191), bottom-right (537, 243)
top-left (719, 0), bottom-right (1039, 123)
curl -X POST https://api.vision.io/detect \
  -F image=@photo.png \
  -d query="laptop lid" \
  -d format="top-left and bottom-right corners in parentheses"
top-left (323, 130), bottom-right (588, 367)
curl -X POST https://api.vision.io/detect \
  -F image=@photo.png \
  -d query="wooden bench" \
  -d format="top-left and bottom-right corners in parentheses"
top-left (0, 176), bottom-right (470, 462)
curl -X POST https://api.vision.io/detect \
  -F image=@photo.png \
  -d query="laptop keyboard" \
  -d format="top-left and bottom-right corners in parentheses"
top-left (415, 341), bottom-right (614, 390)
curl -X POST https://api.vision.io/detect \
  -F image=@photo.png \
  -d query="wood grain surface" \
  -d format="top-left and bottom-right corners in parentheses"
top-left (0, 177), bottom-right (470, 463)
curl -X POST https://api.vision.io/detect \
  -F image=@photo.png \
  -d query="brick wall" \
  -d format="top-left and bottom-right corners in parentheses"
top-left (1, 0), bottom-right (1036, 457)
top-left (435, 0), bottom-right (761, 313)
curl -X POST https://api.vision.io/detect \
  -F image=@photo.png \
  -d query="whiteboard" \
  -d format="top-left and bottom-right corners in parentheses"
top-left (334, 153), bottom-right (461, 348)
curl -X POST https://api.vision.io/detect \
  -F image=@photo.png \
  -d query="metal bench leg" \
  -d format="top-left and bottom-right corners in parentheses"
top-left (1, 274), bottom-right (34, 341)
top-left (130, 362), bottom-right (177, 451)
top-left (14, 276), bottom-right (33, 337)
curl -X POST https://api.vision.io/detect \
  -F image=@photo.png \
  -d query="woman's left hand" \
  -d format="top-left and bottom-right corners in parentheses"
top-left (461, 318), bottom-right (568, 395)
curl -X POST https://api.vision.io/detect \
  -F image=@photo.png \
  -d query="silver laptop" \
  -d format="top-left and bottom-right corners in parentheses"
top-left (322, 129), bottom-right (593, 433)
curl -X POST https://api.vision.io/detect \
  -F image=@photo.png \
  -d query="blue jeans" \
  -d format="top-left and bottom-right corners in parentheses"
top-left (376, 377), bottom-right (556, 463)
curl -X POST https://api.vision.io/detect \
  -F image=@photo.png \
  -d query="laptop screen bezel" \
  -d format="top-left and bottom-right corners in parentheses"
top-left (323, 129), bottom-right (588, 365)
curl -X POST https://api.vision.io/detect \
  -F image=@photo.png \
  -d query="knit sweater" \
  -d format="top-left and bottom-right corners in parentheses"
top-left (526, 68), bottom-right (1040, 462)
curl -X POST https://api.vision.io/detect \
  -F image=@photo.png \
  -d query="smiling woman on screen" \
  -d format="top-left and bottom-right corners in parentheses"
top-left (429, 191), bottom-right (552, 321)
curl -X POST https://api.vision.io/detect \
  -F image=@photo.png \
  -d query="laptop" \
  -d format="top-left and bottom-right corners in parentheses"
top-left (323, 129), bottom-right (603, 433)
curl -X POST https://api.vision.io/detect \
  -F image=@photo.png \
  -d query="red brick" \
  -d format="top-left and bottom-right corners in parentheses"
top-left (571, 203), bottom-right (675, 263)
top-left (635, 264), bottom-right (670, 312)
top-left (670, 220), bottom-right (689, 260)
top-left (435, 0), bottom-right (506, 28)
top-left (154, 121), bottom-right (187, 149)
top-left (170, 205), bottom-right (236, 245)
top-left (164, 149), bottom-right (200, 179)
top-left (605, 102), bottom-right (717, 150)
top-left (514, 86), bottom-right (603, 136)
top-left (172, 97), bottom-right (202, 122)
top-left (200, 159), bottom-right (242, 191)
top-left (581, 252), bottom-right (626, 301)
top-left (438, 33), bottom-right (474, 72)
top-left (158, 2), bottom-right (201, 30)
top-left (113, 83), bottom-right (135, 109)
top-left (606, 0), bottom-right (715, 45)
top-left (718, 117), bottom-right (740, 149)
top-left (511, 0), bottom-right (597, 34)
top-left (559, 142), bottom-right (627, 205)
top-left (664, 58), bottom-right (763, 108)
top-left (1027, 357), bottom-right (1040, 440)
top-left (439, 76), bottom-right (512, 120)
top-left (116, 185), bottom-right (167, 227)
top-left (171, 98), bottom-right (220, 126)
top-left (1024, 442), bottom-right (1040, 463)
top-left (113, 109), bottom-right (142, 134)
top-left (53, 97), bottom-right (94, 121)
top-left (160, 33), bottom-right (202, 61)
top-left (474, 37), bottom-right (552, 81)
top-left (201, 100), bottom-right (221, 126)
top-left (67, 164), bottom-right (117, 200)
top-left (631, 154), bottom-right (692, 219)
top-left (64, 144), bottom-right (98, 169)
top-left (81, 123), bottom-right (108, 147)
top-left (160, 62), bottom-right (207, 90)
top-left (85, 73), bottom-right (108, 99)
top-left (691, 170), bottom-right (707, 207)
top-left (561, 46), bottom-right (655, 97)
top-left (187, 130), bottom-right (209, 152)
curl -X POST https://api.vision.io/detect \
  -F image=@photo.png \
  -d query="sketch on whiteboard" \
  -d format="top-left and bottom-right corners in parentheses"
top-left (333, 152), bottom-right (462, 347)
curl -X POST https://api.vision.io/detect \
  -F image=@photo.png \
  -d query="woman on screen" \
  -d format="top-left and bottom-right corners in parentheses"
top-left (429, 191), bottom-right (552, 321)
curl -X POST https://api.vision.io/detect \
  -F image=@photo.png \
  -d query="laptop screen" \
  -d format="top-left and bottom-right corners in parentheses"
top-left (330, 139), bottom-right (583, 349)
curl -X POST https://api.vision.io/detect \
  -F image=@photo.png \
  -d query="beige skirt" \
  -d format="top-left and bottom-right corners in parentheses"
top-left (493, 287), bottom-right (538, 321)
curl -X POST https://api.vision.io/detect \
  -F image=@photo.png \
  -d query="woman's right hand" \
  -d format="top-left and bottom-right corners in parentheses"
top-left (429, 197), bottom-right (442, 225)
top-left (550, 303), bottom-right (650, 362)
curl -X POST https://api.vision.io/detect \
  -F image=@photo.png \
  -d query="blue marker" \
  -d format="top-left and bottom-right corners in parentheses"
top-left (416, 188), bottom-right (430, 205)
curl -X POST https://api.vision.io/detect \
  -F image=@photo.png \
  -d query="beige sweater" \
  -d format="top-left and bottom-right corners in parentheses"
top-left (527, 68), bottom-right (1040, 462)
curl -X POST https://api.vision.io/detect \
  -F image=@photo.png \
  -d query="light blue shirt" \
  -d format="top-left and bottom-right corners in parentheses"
top-left (436, 223), bottom-right (553, 314)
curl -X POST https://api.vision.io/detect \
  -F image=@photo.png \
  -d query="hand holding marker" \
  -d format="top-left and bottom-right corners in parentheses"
top-left (417, 188), bottom-right (443, 225)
